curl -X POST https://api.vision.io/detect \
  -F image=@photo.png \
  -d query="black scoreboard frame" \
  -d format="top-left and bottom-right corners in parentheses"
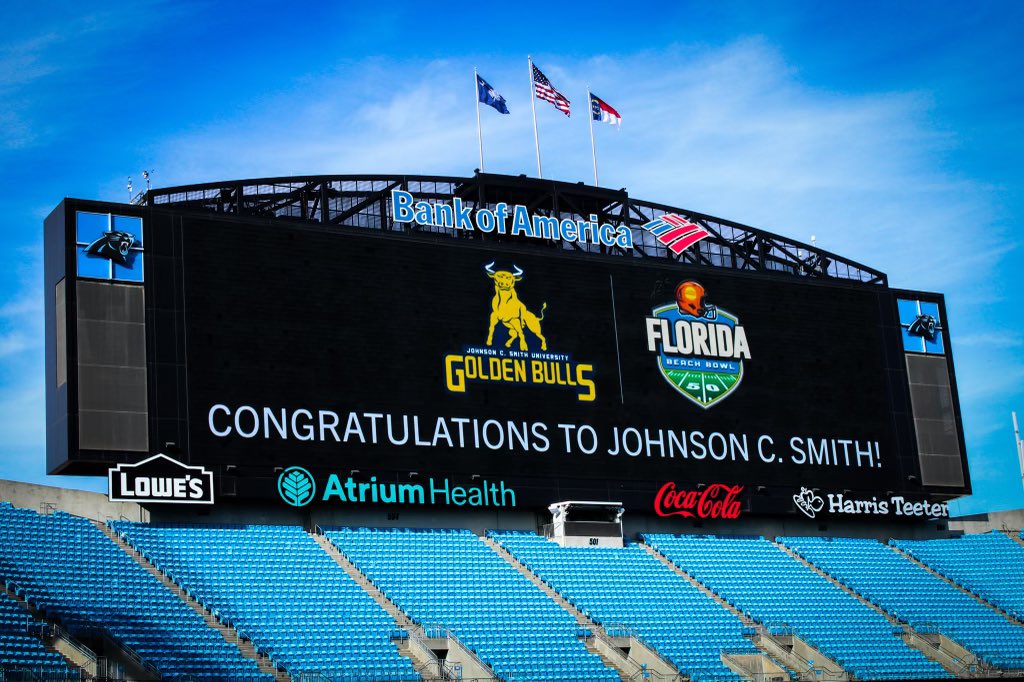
top-left (43, 173), bottom-right (971, 513)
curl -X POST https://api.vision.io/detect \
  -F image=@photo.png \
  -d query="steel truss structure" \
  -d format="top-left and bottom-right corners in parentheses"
top-left (143, 172), bottom-right (886, 285)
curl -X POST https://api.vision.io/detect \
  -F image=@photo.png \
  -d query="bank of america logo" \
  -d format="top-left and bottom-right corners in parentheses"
top-left (642, 214), bottom-right (711, 254)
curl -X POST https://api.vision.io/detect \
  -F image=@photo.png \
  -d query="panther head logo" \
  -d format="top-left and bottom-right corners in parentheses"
top-left (907, 313), bottom-right (938, 341)
top-left (793, 487), bottom-right (825, 519)
top-left (84, 231), bottom-right (136, 266)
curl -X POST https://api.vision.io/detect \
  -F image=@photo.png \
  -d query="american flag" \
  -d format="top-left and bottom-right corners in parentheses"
top-left (532, 64), bottom-right (571, 117)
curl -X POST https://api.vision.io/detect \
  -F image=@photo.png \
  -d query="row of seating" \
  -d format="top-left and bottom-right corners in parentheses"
top-left (0, 503), bottom-right (271, 681)
top-left (493, 531), bottom-right (758, 682)
top-left (7, 505), bottom-right (1024, 681)
top-left (892, 532), bottom-right (1024, 619)
top-left (112, 522), bottom-right (419, 682)
top-left (326, 527), bottom-right (620, 682)
top-left (780, 535), bottom-right (1024, 671)
top-left (0, 591), bottom-right (74, 678)
top-left (646, 534), bottom-right (950, 681)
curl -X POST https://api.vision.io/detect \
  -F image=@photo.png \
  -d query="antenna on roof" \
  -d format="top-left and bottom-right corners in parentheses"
top-left (1013, 412), bottom-right (1023, 491)
top-left (127, 177), bottom-right (133, 203)
top-left (142, 169), bottom-right (154, 193)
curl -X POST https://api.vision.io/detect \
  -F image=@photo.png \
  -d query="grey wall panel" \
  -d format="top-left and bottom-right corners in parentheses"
top-left (909, 383), bottom-right (955, 420)
top-left (76, 280), bottom-right (148, 452)
top-left (907, 354), bottom-right (964, 487)
top-left (55, 279), bottom-right (66, 388)
top-left (919, 455), bottom-right (966, 489)
top-left (77, 365), bottom-right (147, 412)
top-left (77, 320), bottom-right (147, 367)
top-left (78, 410), bottom-right (149, 452)
top-left (77, 282), bottom-right (144, 322)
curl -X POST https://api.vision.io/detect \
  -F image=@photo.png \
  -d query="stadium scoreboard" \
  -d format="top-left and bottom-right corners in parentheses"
top-left (44, 173), bottom-right (969, 518)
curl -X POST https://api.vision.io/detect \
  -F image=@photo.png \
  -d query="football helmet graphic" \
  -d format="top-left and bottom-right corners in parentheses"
top-left (675, 281), bottom-right (717, 319)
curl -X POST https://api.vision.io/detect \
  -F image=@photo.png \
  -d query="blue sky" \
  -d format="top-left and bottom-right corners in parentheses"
top-left (1, 1), bottom-right (1022, 514)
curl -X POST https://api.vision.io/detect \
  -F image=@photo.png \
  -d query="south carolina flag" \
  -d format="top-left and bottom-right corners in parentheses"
top-left (590, 93), bottom-right (622, 126)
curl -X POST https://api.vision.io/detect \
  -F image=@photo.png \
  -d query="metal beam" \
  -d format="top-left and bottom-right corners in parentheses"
top-left (144, 173), bottom-right (887, 286)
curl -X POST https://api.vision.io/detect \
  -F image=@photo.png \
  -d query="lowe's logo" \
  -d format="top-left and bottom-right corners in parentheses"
top-left (108, 454), bottom-right (214, 504)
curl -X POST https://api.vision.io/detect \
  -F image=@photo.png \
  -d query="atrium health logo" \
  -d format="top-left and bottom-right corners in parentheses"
top-left (278, 467), bottom-right (316, 507)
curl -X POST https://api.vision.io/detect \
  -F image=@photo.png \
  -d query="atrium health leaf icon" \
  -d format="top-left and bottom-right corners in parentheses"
top-left (282, 469), bottom-right (312, 506)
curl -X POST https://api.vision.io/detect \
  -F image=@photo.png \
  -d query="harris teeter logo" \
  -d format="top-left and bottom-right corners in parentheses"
top-left (646, 281), bottom-right (751, 408)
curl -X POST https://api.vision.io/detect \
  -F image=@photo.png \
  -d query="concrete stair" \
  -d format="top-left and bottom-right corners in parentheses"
top-left (1006, 530), bottom-right (1024, 549)
top-left (771, 539), bottom-right (985, 678)
top-left (95, 520), bottom-right (290, 682)
top-left (586, 644), bottom-right (633, 682)
top-left (311, 531), bottom-right (468, 681)
top-left (721, 651), bottom-right (789, 682)
top-left (482, 535), bottom-right (683, 682)
top-left (3, 582), bottom-right (97, 677)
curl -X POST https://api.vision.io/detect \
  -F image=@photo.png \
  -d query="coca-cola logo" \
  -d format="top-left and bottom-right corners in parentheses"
top-left (654, 482), bottom-right (744, 519)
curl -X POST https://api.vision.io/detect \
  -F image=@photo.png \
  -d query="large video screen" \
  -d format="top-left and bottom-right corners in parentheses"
top-left (177, 215), bottom-right (929, 509)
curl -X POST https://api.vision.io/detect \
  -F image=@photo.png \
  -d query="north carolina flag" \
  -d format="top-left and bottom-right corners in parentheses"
top-left (590, 93), bottom-right (621, 126)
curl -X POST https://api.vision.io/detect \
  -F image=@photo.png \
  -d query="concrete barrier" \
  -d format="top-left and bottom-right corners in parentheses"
top-left (0, 479), bottom-right (147, 522)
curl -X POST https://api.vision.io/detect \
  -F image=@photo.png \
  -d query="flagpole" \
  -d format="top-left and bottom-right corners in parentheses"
top-left (474, 67), bottom-right (485, 172)
top-left (528, 55), bottom-right (543, 179)
top-left (587, 87), bottom-right (599, 187)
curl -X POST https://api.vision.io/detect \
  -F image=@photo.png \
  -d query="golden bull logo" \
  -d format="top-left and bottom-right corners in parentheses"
top-left (485, 262), bottom-right (547, 351)
top-left (444, 263), bottom-right (596, 402)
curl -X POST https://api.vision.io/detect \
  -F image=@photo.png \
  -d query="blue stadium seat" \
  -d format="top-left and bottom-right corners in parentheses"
top-left (647, 534), bottom-right (950, 681)
top-left (892, 532), bottom-right (1024, 620)
top-left (113, 521), bottom-right (419, 682)
top-left (0, 503), bottom-right (270, 681)
top-left (493, 531), bottom-right (758, 682)
top-left (325, 526), bottom-right (619, 682)
top-left (780, 535), bottom-right (1024, 672)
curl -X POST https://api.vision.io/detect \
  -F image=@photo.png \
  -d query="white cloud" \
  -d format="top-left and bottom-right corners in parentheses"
top-left (146, 46), bottom-right (1019, 382)
top-left (0, 5), bottom-right (176, 150)
top-left (0, 331), bottom-right (34, 358)
top-left (145, 41), bottom-right (1006, 278)
top-left (0, 374), bottom-right (44, 451)
top-left (954, 332), bottom-right (1023, 350)
top-left (0, 294), bottom-right (41, 320)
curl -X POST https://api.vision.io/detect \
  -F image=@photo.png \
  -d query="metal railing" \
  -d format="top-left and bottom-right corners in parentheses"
top-left (45, 623), bottom-right (97, 672)
top-left (0, 667), bottom-right (87, 682)
top-left (143, 172), bottom-right (887, 285)
top-left (905, 622), bottom-right (988, 677)
top-left (95, 632), bottom-right (160, 680)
